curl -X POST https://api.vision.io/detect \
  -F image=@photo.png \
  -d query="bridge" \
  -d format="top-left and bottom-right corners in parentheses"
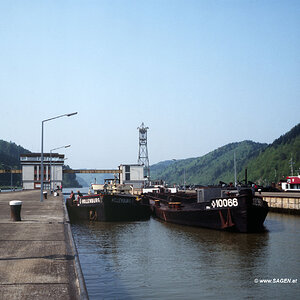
top-left (0, 169), bottom-right (121, 174)
top-left (0, 170), bottom-right (22, 174)
top-left (63, 169), bottom-right (121, 174)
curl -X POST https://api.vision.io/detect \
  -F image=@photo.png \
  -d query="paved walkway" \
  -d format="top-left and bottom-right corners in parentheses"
top-left (0, 190), bottom-right (88, 299)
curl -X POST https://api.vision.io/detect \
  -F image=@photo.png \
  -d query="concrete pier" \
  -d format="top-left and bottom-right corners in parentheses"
top-left (0, 190), bottom-right (88, 299)
top-left (257, 191), bottom-right (300, 215)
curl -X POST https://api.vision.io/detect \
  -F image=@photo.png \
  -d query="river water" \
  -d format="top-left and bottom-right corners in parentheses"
top-left (65, 189), bottom-right (300, 299)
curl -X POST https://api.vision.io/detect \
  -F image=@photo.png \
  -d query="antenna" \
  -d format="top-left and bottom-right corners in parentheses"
top-left (290, 155), bottom-right (295, 176)
top-left (234, 151), bottom-right (237, 187)
top-left (137, 122), bottom-right (150, 180)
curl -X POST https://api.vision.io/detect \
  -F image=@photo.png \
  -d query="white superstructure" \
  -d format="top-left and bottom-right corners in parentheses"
top-left (119, 164), bottom-right (145, 189)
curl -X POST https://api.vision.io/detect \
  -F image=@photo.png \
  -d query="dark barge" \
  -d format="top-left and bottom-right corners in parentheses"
top-left (143, 187), bottom-right (269, 233)
top-left (66, 192), bottom-right (151, 222)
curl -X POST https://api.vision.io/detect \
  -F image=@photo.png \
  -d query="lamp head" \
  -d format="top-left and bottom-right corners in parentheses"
top-left (67, 112), bottom-right (78, 117)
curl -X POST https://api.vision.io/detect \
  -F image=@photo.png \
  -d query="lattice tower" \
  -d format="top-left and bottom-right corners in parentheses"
top-left (137, 123), bottom-right (150, 179)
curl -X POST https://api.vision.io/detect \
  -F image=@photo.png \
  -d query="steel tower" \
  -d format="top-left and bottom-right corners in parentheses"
top-left (137, 122), bottom-right (150, 179)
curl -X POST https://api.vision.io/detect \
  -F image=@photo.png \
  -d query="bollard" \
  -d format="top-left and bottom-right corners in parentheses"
top-left (9, 200), bottom-right (22, 221)
top-left (43, 191), bottom-right (47, 199)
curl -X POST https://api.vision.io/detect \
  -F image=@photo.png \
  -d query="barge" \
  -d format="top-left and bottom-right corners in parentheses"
top-left (66, 183), bottom-right (151, 222)
top-left (143, 187), bottom-right (269, 233)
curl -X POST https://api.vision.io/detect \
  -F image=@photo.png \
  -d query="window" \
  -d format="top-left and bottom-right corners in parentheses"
top-left (125, 165), bottom-right (130, 181)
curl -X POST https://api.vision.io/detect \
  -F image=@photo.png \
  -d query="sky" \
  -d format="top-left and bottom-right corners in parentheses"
top-left (0, 0), bottom-right (299, 169)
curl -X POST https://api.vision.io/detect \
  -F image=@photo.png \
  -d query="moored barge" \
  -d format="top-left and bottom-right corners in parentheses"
top-left (66, 184), bottom-right (151, 222)
top-left (143, 187), bottom-right (268, 233)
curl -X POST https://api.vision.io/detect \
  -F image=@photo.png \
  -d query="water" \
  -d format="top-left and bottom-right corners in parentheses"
top-left (65, 190), bottom-right (300, 299)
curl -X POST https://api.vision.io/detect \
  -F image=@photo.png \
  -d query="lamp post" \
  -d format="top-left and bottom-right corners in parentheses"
top-left (184, 168), bottom-right (186, 191)
top-left (10, 167), bottom-right (13, 191)
top-left (50, 145), bottom-right (71, 194)
top-left (40, 112), bottom-right (77, 202)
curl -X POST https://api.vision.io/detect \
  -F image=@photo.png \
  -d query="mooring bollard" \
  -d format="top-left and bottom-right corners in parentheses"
top-left (9, 200), bottom-right (22, 221)
top-left (43, 191), bottom-right (48, 199)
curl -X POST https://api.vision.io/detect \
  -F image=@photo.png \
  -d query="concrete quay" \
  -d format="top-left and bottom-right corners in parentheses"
top-left (257, 191), bottom-right (300, 215)
top-left (0, 190), bottom-right (88, 299)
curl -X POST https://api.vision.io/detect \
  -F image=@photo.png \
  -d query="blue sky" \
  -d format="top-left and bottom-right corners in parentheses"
top-left (0, 0), bottom-right (299, 169)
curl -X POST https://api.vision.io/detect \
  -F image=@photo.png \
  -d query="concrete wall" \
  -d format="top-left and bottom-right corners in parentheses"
top-left (22, 165), bottom-right (34, 181)
top-left (23, 182), bottom-right (34, 189)
top-left (53, 165), bottom-right (63, 181)
top-left (262, 195), bottom-right (300, 214)
top-left (129, 166), bottom-right (144, 180)
top-left (119, 164), bottom-right (144, 183)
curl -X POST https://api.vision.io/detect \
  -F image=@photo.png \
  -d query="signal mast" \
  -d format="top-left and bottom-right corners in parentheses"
top-left (137, 123), bottom-right (150, 182)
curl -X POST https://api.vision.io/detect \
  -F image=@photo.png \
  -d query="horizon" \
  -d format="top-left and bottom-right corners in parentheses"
top-left (2, 123), bottom-right (298, 167)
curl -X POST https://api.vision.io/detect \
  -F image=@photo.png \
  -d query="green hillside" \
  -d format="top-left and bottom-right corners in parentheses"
top-left (151, 123), bottom-right (300, 186)
top-left (242, 123), bottom-right (300, 185)
top-left (62, 165), bottom-right (82, 188)
top-left (0, 140), bottom-right (30, 187)
top-left (150, 141), bottom-right (267, 186)
top-left (0, 140), bottom-right (30, 169)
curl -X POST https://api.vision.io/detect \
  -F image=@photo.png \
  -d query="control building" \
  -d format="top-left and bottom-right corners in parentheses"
top-left (119, 164), bottom-right (145, 189)
top-left (20, 153), bottom-right (64, 190)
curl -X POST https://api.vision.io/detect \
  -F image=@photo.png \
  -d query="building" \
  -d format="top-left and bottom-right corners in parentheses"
top-left (119, 164), bottom-right (146, 189)
top-left (282, 175), bottom-right (300, 192)
top-left (20, 153), bottom-right (65, 190)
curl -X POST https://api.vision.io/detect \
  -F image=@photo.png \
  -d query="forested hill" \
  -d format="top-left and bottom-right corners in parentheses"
top-left (150, 141), bottom-right (267, 186)
top-left (0, 139), bottom-right (81, 188)
top-left (0, 140), bottom-right (30, 187)
top-left (151, 123), bottom-right (300, 186)
top-left (242, 123), bottom-right (300, 185)
top-left (0, 140), bottom-right (30, 169)
top-left (62, 166), bottom-right (82, 188)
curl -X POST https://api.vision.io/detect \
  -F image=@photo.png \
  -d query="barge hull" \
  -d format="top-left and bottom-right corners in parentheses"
top-left (68, 202), bottom-right (151, 222)
top-left (149, 194), bottom-right (268, 233)
top-left (67, 194), bottom-right (151, 222)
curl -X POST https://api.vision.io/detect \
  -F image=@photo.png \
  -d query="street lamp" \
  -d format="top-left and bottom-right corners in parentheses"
top-left (50, 145), bottom-right (71, 193)
top-left (40, 112), bottom-right (77, 202)
top-left (10, 167), bottom-right (12, 191)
